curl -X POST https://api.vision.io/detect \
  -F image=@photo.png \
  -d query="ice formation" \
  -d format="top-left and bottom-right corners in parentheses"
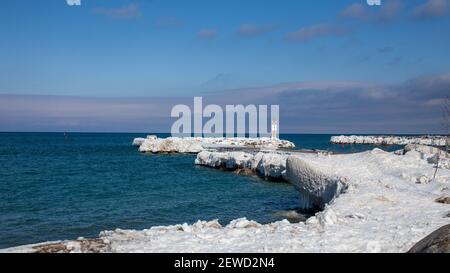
top-left (135, 135), bottom-right (295, 153)
top-left (132, 138), bottom-right (146, 147)
top-left (195, 150), bottom-right (288, 180)
top-left (3, 144), bottom-right (449, 253)
top-left (330, 135), bottom-right (448, 146)
top-left (196, 150), bottom-right (350, 209)
top-left (284, 156), bottom-right (348, 210)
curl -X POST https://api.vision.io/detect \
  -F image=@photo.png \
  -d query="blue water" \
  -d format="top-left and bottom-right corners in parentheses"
top-left (0, 133), bottom-right (402, 248)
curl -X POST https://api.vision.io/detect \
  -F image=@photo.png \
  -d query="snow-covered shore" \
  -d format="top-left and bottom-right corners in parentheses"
top-left (135, 135), bottom-right (295, 153)
top-left (330, 135), bottom-right (448, 146)
top-left (3, 145), bottom-right (449, 253)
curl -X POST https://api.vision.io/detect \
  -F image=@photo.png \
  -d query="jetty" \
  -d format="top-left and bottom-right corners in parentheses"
top-left (330, 135), bottom-right (448, 146)
top-left (133, 135), bottom-right (295, 153)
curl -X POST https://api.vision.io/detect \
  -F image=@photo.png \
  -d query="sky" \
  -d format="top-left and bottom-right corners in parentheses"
top-left (0, 0), bottom-right (450, 133)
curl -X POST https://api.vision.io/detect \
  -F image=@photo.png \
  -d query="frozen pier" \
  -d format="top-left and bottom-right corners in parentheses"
top-left (133, 135), bottom-right (295, 153)
top-left (330, 135), bottom-right (447, 146)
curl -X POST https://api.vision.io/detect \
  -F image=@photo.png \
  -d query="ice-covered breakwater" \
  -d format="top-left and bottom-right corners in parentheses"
top-left (195, 150), bottom-right (348, 210)
top-left (134, 135), bottom-right (295, 153)
top-left (195, 150), bottom-right (289, 181)
top-left (5, 144), bottom-right (449, 253)
top-left (284, 156), bottom-right (348, 210)
top-left (330, 135), bottom-right (448, 146)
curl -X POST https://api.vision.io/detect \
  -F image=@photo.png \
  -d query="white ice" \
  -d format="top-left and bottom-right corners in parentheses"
top-left (135, 135), bottom-right (295, 153)
top-left (331, 135), bottom-right (448, 146)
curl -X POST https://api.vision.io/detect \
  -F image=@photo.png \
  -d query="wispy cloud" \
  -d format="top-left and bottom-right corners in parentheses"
top-left (285, 24), bottom-right (351, 43)
top-left (340, 1), bottom-right (403, 23)
top-left (0, 95), bottom-right (177, 133)
top-left (377, 0), bottom-right (404, 22)
top-left (155, 16), bottom-right (184, 28)
top-left (218, 73), bottom-right (450, 133)
top-left (340, 3), bottom-right (368, 20)
top-left (93, 4), bottom-right (141, 20)
top-left (197, 29), bottom-right (217, 39)
top-left (377, 46), bottom-right (395, 53)
top-left (412, 0), bottom-right (450, 19)
top-left (235, 23), bottom-right (277, 38)
top-left (388, 56), bottom-right (403, 65)
top-left (1, 73), bottom-right (449, 134)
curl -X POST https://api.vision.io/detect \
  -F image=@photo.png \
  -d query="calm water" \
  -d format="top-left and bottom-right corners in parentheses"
top-left (0, 133), bottom-right (401, 248)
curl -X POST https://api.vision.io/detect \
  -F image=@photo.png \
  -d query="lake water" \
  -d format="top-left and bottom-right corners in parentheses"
top-left (0, 133), bottom-right (401, 248)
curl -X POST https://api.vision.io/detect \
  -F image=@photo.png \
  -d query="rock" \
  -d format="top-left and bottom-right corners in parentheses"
top-left (317, 207), bottom-right (338, 226)
top-left (284, 156), bottom-right (348, 210)
top-left (427, 153), bottom-right (450, 170)
top-left (234, 168), bottom-right (254, 176)
top-left (435, 196), bottom-right (450, 204)
top-left (31, 239), bottom-right (110, 253)
top-left (408, 225), bottom-right (450, 253)
top-left (416, 175), bottom-right (430, 184)
top-left (427, 153), bottom-right (439, 164)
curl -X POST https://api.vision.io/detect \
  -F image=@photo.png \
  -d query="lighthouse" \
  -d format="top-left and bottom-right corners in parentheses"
top-left (271, 120), bottom-right (278, 139)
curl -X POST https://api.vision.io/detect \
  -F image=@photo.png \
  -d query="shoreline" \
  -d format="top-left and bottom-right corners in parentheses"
top-left (2, 137), bottom-right (449, 253)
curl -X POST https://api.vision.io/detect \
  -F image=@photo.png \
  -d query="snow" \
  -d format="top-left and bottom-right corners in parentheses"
top-left (330, 135), bottom-right (448, 146)
top-left (284, 156), bottom-right (348, 210)
top-left (132, 138), bottom-right (146, 147)
top-left (2, 145), bottom-right (450, 253)
top-left (136, 136), bottom-right (295, 153)
top-left (195, 150), bottom-right (288, 179)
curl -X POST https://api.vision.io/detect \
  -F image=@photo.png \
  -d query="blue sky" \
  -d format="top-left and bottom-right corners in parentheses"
top-left (0, 0), bottom-right (450, 133)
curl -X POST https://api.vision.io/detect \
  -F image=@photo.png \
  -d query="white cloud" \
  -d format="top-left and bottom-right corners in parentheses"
top-left (413, 0), bottom-right (450, 19)
top-left (197, 29), bottom-right (217, 39)
top-left (93, 4), bottom-right (141, 19)
top-left (285, 24), bottom-right (351, 43)
top-left (340, 3), bottom-right (368, 20)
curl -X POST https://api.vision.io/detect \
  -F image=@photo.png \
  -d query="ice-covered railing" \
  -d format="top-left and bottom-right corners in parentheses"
top-left (330, 135), bottom-right (447, 146)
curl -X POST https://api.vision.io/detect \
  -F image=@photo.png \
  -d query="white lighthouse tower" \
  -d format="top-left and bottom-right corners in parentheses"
top-left (271, 120), bottom-right (278, 139)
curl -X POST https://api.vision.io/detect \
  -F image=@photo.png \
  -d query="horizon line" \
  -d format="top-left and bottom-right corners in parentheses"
top-left (0, 131), bottom-right (446, 136)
